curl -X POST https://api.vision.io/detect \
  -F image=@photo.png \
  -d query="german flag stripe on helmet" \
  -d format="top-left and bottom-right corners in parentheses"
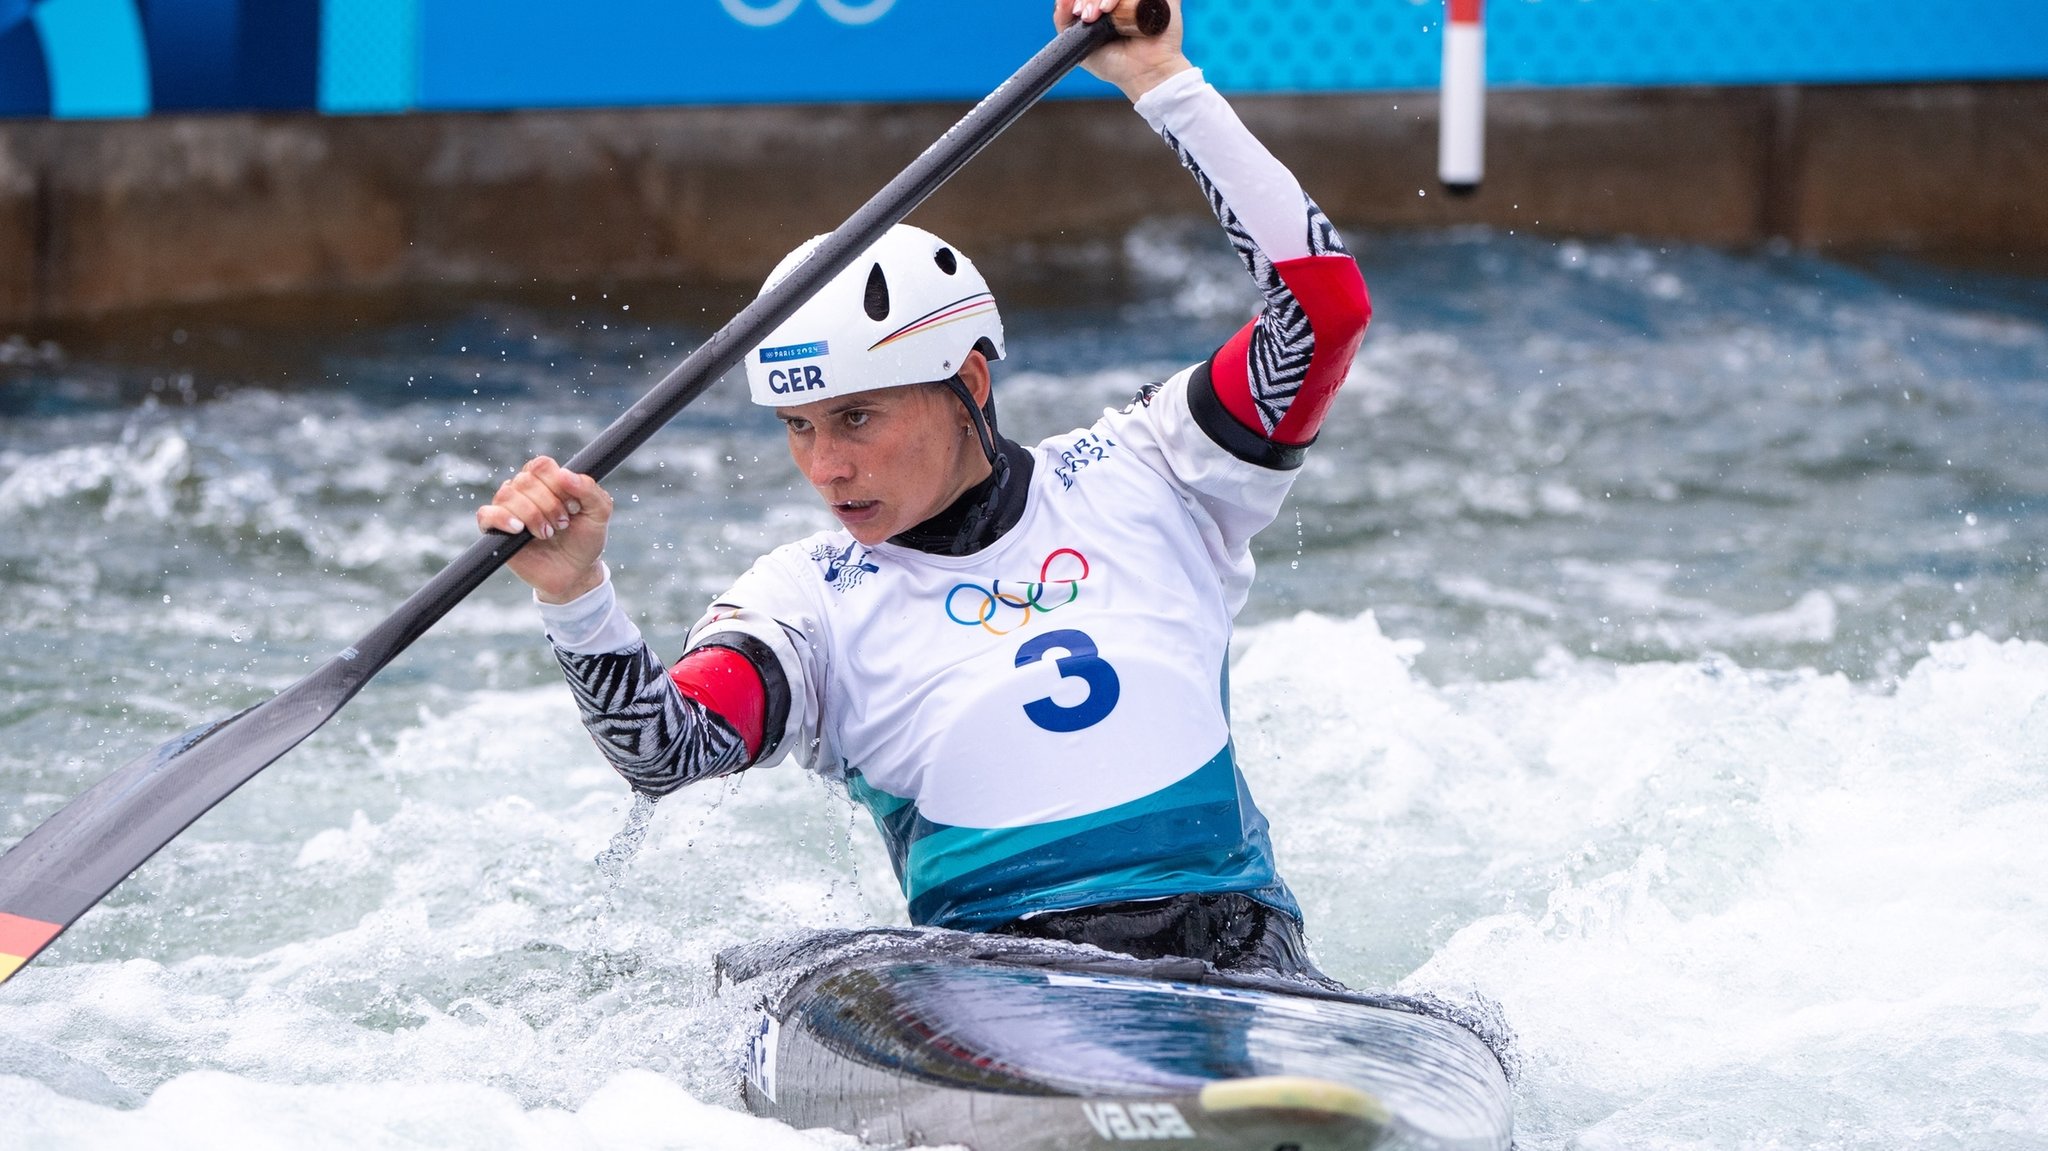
top-left (868, 293), bottom-right (998, 353)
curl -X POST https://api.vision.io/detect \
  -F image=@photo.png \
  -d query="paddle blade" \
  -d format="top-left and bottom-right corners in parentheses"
top-left (0, 666), bottom-right (356, 984)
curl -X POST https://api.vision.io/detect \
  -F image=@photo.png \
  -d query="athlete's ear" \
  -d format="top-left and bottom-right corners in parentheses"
top-left (958, 351), bottom-right (992, 409)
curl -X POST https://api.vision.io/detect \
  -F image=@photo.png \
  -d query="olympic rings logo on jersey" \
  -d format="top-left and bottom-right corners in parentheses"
top-left (945, 549), bottom-right (1091, 637)
top-left (720, 0), bottom-right (896, 28)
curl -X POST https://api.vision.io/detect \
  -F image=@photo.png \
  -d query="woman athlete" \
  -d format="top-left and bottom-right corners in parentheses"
top-left (479, 0), bottom-right (1370, 976)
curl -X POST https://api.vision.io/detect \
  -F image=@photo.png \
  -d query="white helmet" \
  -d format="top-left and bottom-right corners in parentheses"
top-left (745, 224), bottom-right (1005, 408)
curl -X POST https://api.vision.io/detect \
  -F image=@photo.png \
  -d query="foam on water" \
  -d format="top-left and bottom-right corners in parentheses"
top-left (3, 231), bottom-right (2045, 1147)
top-left (1234, 615), bottom-right (2048, 1147)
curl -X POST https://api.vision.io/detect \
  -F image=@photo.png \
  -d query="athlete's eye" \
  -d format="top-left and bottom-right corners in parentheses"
top-left (843, 410), bottom-right (871, 429)
top-left (783, 417), bottom-right (811, 434)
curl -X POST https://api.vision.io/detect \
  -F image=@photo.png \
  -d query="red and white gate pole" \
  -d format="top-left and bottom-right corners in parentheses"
top-left (1439, 0), bottom-right (1486, 195)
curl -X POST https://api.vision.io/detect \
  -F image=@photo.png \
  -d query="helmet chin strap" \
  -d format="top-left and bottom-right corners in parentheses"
top-left (940, 373), bottom-right (999, 468)
top-left (938, 373), bottom-right (1007, 556)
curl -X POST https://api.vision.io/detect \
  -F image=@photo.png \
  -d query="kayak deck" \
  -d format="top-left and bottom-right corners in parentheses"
top-left (719, 929), bottom-right (1514, 1150)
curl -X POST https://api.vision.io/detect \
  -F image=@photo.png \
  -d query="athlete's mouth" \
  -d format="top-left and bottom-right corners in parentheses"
top-left (831, 500), bottom-right (881, 522)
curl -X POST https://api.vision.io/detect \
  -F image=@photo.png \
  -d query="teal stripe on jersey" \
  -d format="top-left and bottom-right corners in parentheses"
top-left (845, 768), bottom-right (917, 886)
top-left (845, 745), bottom-right (1299, 932)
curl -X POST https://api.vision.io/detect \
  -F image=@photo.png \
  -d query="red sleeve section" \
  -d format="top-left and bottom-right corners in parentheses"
top-left (670, 646), bottom-right (767, 761)
top-left (1270, 255), bottom-right (1371, 446)
top-left (1208, 315), bottom-right (1266, 438)
top-left (1208, 255), bottom-right (1372, 448)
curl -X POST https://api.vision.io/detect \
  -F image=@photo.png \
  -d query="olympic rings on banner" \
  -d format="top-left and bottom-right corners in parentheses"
top-left (817, 0), bottom-right (897, 24)
top-left (720, 0), bottom-right (896, 28)
top-left (944, 549), bottom-right (1092, 636)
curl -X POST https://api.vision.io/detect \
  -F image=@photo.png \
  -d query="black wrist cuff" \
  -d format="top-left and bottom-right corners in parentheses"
top-left (1185, 355), bottom-right (1311, 471)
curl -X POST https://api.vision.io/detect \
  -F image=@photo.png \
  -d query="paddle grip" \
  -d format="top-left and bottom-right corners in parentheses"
top-left (1113, 0), bottom-right (1173, 39)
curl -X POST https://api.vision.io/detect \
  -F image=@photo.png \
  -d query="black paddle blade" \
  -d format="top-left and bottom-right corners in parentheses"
top-left (0, 664), bottom-right (362, 983)
top-left (0, 525), bottom-right (523, 986)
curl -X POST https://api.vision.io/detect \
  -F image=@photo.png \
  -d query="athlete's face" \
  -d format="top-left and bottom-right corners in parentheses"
top-left (778, 352), bottom-right (994, 546)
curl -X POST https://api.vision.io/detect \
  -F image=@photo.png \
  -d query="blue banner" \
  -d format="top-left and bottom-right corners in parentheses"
top-left (3, 0), bottom-right (2046, 120)
top-left (416, 0), bottom-right (1114, 111)
top-left (1193, 0), bottom-right (2048, 92)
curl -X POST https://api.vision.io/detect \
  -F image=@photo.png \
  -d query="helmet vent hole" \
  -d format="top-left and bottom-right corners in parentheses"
top-left (864, 264), bottom-right (891, 322)
top-left (934, 248), bottom-right (958, 275)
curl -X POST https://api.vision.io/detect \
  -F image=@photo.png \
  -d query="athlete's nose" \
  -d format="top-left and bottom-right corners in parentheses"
top-left (804, 432), bottom-right (856, 492)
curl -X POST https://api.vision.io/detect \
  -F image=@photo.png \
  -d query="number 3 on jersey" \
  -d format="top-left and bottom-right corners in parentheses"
top-left (1015, 629), bottom-right (1121, 733)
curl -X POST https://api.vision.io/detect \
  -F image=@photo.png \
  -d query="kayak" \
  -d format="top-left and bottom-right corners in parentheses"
top-left (717, 928), bottom-right (1515, 1150)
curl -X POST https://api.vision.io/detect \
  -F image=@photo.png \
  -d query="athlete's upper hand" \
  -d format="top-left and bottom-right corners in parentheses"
top-left (476, 456), bottom-right (614, 604)
top-left (1056, 0), bottom-right (1192, 102)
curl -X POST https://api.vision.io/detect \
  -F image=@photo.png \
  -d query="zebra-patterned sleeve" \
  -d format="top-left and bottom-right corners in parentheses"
top-left (555, 643), bottom-right (752, 797)
top-left (1135, 68), bottom-right (1370, 461)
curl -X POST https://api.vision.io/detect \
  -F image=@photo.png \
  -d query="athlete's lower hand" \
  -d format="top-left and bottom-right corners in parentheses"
top-left (477, 456), bottom-right (614, 604)
top-left (1057, 0), bottom-right (1191, 102)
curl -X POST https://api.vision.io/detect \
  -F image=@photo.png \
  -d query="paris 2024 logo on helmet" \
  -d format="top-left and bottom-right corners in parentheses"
top-left (745, 225), bottom-right (1006, 408)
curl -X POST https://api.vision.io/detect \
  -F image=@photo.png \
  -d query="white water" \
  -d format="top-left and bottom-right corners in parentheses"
top-left (3, 231), bottom-right (2045, 1147)
top-left (1242, 616), bottom-right (2048, 1147)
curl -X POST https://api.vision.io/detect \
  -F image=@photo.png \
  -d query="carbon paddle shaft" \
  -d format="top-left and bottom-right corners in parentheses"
top-left (0, 10), bottom-right (1150, 982)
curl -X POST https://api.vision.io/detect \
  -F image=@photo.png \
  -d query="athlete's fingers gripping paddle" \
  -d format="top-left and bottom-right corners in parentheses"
top-left (1060, 0), bottom-right (1185, 100)
top-left (479, 456), bottom-right (616, 604)
top-left (0, 11), bottom-right (1169, 987)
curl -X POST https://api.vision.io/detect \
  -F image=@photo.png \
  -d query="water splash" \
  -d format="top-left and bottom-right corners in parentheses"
top-left (578, 790), bottom-right (664, 988)
top-left (594, 791), bottom-right (660, 892)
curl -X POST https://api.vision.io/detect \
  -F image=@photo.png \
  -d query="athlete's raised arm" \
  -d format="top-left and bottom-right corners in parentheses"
top-left (1065, 0), bottom-right (1370, 465)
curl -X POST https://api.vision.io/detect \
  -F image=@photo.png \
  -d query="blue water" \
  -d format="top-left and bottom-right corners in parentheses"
top-left (2, 228), bottom-right (2045, 1147)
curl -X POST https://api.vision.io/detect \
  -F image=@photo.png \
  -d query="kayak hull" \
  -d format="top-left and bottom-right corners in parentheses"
top-left (721, 929), bottom-right (1513, 1151)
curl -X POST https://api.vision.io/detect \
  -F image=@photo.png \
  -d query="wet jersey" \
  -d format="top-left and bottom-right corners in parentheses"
top-left (537, 69), bottom-right (1370, 933)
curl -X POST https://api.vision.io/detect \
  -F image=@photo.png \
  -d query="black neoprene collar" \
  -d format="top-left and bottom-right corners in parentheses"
top-left (888, 435), bottom-right (1034, 557)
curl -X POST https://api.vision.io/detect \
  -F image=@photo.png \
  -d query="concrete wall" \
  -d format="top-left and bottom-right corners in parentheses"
top-left (2, 81), bottom-right (2044, 324)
